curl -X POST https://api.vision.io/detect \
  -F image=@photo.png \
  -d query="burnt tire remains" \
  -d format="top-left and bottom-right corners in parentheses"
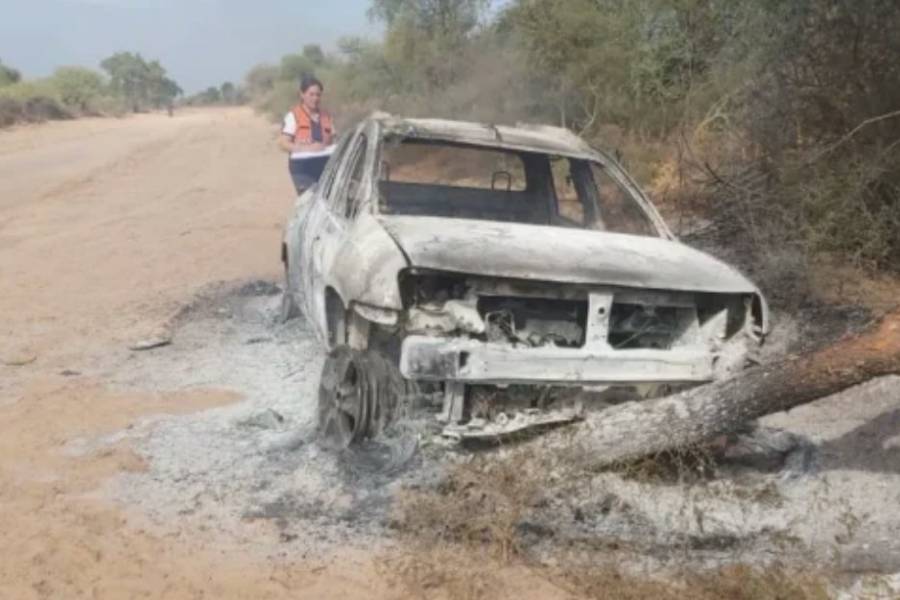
top-left (316, 346), bottom-right (408, 450)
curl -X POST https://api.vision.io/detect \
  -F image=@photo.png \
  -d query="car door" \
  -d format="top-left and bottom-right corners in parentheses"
top-left (299, 133), bottom-right (355, 334)
top-left (304, 127), bottom-right (368, 344)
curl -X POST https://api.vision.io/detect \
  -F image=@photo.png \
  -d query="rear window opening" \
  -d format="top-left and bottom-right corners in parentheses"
top-left (377, 138), bottom-right (660, 237)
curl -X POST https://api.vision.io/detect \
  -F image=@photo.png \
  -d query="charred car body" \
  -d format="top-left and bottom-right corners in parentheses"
top-left (282, 114), bottom-right (770, 446)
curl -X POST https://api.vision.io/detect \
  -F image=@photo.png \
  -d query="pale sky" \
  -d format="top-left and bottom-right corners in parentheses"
top-left (0, 0), bottom-right (378, 92)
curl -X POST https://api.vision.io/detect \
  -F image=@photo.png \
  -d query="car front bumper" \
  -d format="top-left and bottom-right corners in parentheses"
top-left (399, 335), bottom-right (715, 385)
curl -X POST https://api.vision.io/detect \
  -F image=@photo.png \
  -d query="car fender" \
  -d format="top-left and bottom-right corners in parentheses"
top-left (282, 187), bottom-right (316, 275)
top-left (326, 212), bottom-right (409, 312)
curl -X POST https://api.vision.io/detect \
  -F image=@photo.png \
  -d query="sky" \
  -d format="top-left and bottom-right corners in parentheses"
top-left (0, 0), bottom-right (378, 93)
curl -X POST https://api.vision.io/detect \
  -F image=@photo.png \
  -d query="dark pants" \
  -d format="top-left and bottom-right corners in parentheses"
top-left (289, 156), bottom-right (329, 194)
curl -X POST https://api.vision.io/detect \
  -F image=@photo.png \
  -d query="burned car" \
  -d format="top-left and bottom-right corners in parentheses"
top-left (281, 114), bottom-right (769, 446)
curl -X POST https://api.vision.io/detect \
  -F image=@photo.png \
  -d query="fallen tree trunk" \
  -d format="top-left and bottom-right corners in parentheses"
top-left (546, 309), bottom-right (900, 468)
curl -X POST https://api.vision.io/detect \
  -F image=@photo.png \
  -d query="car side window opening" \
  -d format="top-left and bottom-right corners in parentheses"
top-left (341, 135), bottom-right (369, 220)
top-left (551, 157), bottom-right (586, 225)
top-left (547, 158), bottom-right (658, 237)
top-left (318, 133), bottom-right (355, 202)
top-left (587, 162), bottom-right (658, 237)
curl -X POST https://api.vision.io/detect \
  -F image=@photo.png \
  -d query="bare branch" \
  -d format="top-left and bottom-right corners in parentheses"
top-left (808, 108), bottom-right (900, 164)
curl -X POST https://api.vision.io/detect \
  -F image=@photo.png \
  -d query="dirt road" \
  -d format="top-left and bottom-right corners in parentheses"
top-left (0, 109), bottom-right (293, 360)
top-left (0, 109), bottom-right (385, 599)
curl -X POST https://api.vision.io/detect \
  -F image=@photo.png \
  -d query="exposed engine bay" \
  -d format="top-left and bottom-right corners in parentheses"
top-left (381, 270), bottom-right (765, 439)
top-left (399, 270), bottom-right (761, 356)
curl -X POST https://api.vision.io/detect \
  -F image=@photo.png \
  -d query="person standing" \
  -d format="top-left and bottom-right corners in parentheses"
top-left (279, 76), bottom-right (336, 194)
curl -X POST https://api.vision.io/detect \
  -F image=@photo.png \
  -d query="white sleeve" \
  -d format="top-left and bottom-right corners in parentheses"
top-left (282, 112), bottom-right (297, 137)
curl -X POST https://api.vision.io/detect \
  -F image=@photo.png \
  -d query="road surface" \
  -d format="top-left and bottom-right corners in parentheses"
top-left (0, 109), bottom-right (390, 600)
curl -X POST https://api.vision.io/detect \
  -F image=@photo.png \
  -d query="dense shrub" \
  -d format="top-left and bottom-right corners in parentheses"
top-left (0, 80), bottom-right (70, 125)
top-left (51, 66), bottom-right (106, 113)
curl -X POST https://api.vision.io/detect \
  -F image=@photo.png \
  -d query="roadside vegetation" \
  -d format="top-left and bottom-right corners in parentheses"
top-left (245, 0), bottom-right (900, 304)
top-left (0, 52), bottom-right (181, 128)
top-left (181, 81), bottom-right (247, 107)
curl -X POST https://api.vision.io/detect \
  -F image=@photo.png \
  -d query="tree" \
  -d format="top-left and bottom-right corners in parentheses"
top-left (202, 86), bottom-right (222, 104)
top-left (154, 77), bottom-right (182, 108)
top-left (279, 54), bottom-right (315, 83)
top-left (51, 66), bottom-right (105, 112)
top-left (220, 82), bottom-right (236, 104)
top-left (100, 52), bottom-right (181, 112)
top-left (368, 0), bottom-right (489, 92)
top-left (369, 0), bottom-right (487, 35)
top-left (533, 308), bottom-right (900, 469)
top-left (0, 59), bottom-right (21, 87)
top-left (101, 52), bottom-right (150, 111)
top-left (303, 44), bottom-right (326, 67)
top-left (146, 60), bottom-right (182, 109)
top-left (244, 63), bottom-right (278, 97)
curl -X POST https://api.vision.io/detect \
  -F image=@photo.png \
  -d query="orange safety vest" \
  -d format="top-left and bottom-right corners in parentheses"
top-left (291, 105), bottom-right (334, 145)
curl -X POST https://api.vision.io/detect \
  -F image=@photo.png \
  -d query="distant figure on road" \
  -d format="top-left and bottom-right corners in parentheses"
top-left (279, 76), bottom-right (336, 194)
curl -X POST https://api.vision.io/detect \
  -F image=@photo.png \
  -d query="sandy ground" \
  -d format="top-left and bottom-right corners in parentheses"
top-left (2, 108), bottom-right (899, 599)
top-left (0, 109), bottom-right (384, 599)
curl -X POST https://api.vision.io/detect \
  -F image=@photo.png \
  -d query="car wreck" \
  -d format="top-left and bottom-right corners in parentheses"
top-left (281, 113), bottom-right (770, 447)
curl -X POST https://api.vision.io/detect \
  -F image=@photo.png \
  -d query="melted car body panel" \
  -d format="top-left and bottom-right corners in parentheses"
top-left (282, 113), bottom-right (770, 389)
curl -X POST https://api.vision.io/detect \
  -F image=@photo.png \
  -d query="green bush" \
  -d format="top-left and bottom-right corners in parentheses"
top-left (89, 93), bottom-right (129, 117)
top-left (0, 60), bottom-right (21, 87)
top-left (244, 63), bottom-right (278, 99)
top-left (50, 66), bottom-right (106, 113)
top-left (258, 78), bottom-right (301, 122)
top-left (279, 54), bottom-right (316, 83)
top-left (0, 81), bottom-right (70, 125)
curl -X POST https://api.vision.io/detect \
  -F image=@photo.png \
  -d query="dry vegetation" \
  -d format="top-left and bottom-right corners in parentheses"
top-left (386, 451), bottom-right (830, 600)
top-left (245, 0), bottom-right (900, 310)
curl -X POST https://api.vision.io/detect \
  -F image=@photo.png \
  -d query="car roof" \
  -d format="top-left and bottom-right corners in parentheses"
top-left (371, 113), bottom-right (601, 160)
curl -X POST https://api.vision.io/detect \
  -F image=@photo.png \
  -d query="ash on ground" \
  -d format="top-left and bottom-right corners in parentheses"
top-left (100, 281), bottom-right (445, 559)
top-left (93, 280), bottom-right (900, 586)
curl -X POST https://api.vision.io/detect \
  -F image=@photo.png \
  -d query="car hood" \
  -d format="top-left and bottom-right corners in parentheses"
top-left (378, 216), bottom-right (759, 294)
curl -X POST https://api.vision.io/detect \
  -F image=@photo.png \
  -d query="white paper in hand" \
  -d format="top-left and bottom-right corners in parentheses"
top-left (290, 144), bottom-right (337, 161)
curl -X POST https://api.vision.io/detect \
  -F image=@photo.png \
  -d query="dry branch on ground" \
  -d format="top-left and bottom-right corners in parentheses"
top-left (542, 308), bottom-right (900, 468)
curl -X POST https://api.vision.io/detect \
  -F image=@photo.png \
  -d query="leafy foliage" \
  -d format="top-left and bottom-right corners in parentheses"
top-left (51, 66), bottom-right (105, 113)
top-left (100, 52), bottom-right (181, 112)
top-left (279, 53), bottom-right (317, 83)
top-left (0, 59), bottom-right (21, 87)
top-left (302, 44), bottom-right (326, 67)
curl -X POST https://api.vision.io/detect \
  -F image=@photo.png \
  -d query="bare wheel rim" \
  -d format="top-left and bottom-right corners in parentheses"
top-left (318, 351), bottom-right (368, 449)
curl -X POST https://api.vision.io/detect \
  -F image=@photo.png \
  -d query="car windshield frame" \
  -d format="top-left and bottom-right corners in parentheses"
top-left (372, 136), bottom-right (667, 239)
